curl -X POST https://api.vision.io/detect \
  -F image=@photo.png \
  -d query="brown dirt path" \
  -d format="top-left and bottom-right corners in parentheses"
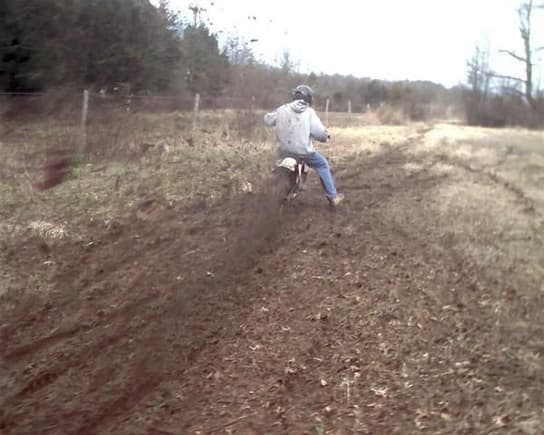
top-left (1, 130), bottom-right (542, 434)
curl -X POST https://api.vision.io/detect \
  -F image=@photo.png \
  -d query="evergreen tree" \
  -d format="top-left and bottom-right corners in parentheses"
top-left (179, 24), bottom-right (229, 97)
top-left (0, 0), bottom-right (182, 92)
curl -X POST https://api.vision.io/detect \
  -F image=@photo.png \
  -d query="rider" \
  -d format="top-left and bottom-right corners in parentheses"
top-left (264, 85), bottom-right (344, 206)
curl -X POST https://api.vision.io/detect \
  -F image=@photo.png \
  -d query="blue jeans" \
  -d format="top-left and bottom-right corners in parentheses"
top-left (303, 152), bottom-right (338, 199)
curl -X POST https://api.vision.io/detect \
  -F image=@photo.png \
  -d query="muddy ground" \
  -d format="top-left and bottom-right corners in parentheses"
top-left (1, 124), bottom-right (543, 434)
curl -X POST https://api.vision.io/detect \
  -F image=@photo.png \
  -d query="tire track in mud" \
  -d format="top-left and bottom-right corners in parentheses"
top-left (0, 291), bottom-right (202, 435)
top-left (3, 294), bottom-right (157, 363)
top-left (1, 351), bottom-right (164, 435)
top-left (433, 153), bottom-right (541, 219)
top-left (0, 232), bottom-right (151, 345)
top-left (1, 301), bottom-right (159, 408)
top-left (73, 375), bottom-right (162, 435)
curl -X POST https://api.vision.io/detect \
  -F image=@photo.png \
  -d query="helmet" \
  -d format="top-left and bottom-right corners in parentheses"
top-left (292, 84), bottom-right (314, 105)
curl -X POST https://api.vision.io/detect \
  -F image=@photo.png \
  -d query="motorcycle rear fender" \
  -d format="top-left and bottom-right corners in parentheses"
top-left (276, 157), bottom-right (309, 173)
top-left (276, 157), bottom-right (298, 172)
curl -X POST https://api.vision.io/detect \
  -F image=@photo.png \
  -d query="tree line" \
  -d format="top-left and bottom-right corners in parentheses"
top-left (0, 0), bottom-right (454, 115)
top-left (1, 0), bottom-right (184, 92)
top-left (0, 0), bottom-right (541, 127)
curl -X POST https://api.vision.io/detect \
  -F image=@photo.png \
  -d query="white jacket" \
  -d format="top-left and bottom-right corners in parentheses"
top-left (264, 100), bottom-right (328, 156)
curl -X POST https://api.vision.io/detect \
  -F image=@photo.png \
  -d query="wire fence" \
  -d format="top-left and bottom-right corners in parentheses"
top-left (0, 89), bottom-right (348, 122)
top-left (0, 91), bottom-right (262, 121)
top-left (0, 90), bottom-right (282, 163)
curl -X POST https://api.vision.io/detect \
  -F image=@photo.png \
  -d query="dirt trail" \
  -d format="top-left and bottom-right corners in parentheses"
top-left (1, 128), bottom-right (543, 434)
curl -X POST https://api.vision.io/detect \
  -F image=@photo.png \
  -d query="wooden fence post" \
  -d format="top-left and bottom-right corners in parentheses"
top-left (78, 89), bottom-right (89, 158)
top-left (325, 98), bottom-right (330, 125)
top-left (192, 92), bottom-right (200, 131)
top-left (348, 99), bottom-right (352, 113)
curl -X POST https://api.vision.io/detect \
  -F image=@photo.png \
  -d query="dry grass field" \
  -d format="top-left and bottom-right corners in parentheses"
top-left (1, 110), bottom-right (543, 434)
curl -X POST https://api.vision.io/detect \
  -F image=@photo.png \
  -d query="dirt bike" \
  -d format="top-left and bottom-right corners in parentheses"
top-left (273, 155), bottom-right (309, 202)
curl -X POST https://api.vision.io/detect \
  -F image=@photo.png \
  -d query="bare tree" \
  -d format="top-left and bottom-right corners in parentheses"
top-left (499, 0), bottom-right (544, 111)
top-left (467, 45), bottom-right (493, 96)
top-left (465, 45), bottom-right (494, 124)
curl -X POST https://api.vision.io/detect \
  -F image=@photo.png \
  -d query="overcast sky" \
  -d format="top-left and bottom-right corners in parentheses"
top-left (163, 0), bottom-right (543, 88)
